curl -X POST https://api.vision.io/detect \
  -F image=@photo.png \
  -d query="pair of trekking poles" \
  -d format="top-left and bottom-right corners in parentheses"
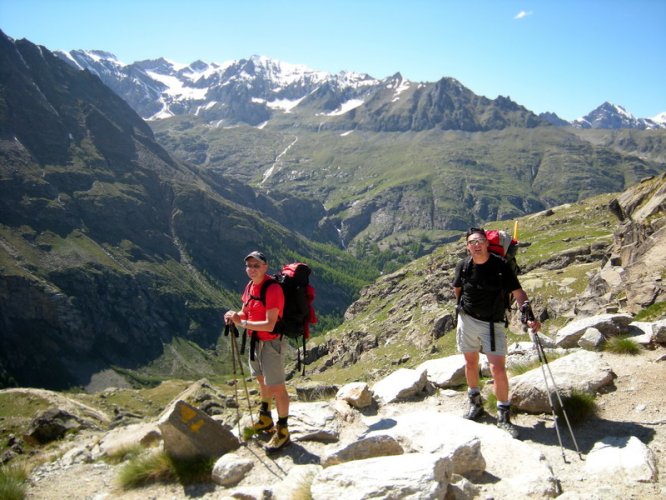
top-left (224, 322), bottom-right (256, 435)
top-left (521, 303), bottom-right (582, 463)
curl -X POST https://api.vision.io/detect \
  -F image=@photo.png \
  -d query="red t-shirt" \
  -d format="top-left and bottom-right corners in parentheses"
top-left (242, 276), bottom-right (285, 341)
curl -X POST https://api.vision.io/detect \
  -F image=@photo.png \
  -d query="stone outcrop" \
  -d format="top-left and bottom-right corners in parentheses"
top-left (554, 313), bottom-right (634, 348)
top-left (371, 367), bottom-right (429, 403)
top-left (579, 173), bottom-right (666, 315)
top-left (311, 453), bottom-right (453, 499)
top-left (158, 400), bottom-right (239, 460)
top-left (584, 436), bottom-right (658, 483)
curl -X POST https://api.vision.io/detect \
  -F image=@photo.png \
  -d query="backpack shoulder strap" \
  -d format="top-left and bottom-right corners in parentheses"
top-left (242, 280), bottom-right (254, 306)
top-left (244, 278), bottom-right (277, 306)
top-left (259, 277), bottom-right (278, 304)
top-left (461, 256), bottom-right (473, 284)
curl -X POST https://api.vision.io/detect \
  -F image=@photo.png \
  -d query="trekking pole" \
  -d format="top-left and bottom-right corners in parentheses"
top-left (529, 328), bottom-right (582, 462)
top-left (225, 323), bottom-right (255, 429)
top-left (224, 323), bottom-right (245, 437)
top-left (520, 301), bottom-right (582, 462)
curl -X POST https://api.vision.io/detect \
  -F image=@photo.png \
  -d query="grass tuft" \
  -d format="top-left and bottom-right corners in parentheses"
top-left (117, 450), bottom-right (214, 490)
top-left (291, 474), bottom-right (315, 500)
top-left (508, 359), bottom-right (542, 376)
top-left (604, 336), bottom-right (641, 355)
top-left (484, 392), bottom-right (497, 412)
top-left (242, 426), bottom-right (257, 441)
top-left (0, 462), bottom-right (29, 500)
top-left (103, 444), bottom-right (146, 465)
top-left (634, 301), bottom-right (666, 322)
top-left (557, 390), bottom-right (598, 425)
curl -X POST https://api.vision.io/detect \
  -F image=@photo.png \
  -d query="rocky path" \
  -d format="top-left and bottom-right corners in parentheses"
top-left (24, 349), bottom-right (666, 499)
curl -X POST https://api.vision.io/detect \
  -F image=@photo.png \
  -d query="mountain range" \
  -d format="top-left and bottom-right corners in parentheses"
top-left (56, 51), bottom-right (665, 131)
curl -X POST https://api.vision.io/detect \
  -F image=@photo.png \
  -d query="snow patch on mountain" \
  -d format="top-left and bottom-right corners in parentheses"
top-left (254, 96), bottom-right (306, 113)
top-left (146, 71), bottom-right (208, 100)
top-left (651, 111), bottom-right (666, 127)
top-left (321, 99), bottom-right (365, 116)
top-left (390, 79), bottom-right (411, 102)
top-left (149, 102), bottom-right (175, 120)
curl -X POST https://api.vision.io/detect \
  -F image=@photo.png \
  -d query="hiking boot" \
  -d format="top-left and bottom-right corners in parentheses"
top-left (497, 406), bottom-right (519, 439)
top-left (251, 410), bottom-right (274, 433)
top-left (463, 392), bottom-right (484, 421)
top-left (265, 423), bottom-right (290, 453)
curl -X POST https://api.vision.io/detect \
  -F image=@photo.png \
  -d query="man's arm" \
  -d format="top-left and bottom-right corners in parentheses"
top-left (245, 307), bottom-right (280, 332)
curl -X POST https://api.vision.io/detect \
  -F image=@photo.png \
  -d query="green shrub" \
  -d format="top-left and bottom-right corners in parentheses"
top-left (604, 336), bottom-right (641, 355)
top-left (557, 390), bottom-right (597, 425)
top-left (634, 301), bottom-right (666, 322)
top-left (484, 391), bottom-right (497, 411)
top-left (0, 462), bottom-right (29, 500)
top-left (117, 450), bottom-right (214, 490)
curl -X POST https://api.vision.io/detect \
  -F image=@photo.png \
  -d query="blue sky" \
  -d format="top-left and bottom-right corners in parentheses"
top-left (2, 0), bottom-right (665, 121)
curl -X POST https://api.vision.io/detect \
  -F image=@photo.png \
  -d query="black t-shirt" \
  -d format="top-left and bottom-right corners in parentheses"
top-left (453, 253), bottom-right (521, 322)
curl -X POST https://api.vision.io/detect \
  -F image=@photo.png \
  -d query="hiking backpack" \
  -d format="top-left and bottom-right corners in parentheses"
top-left (243, 262), bottom-right (317, 375)
top-left (485, 229), bottom-right (520, 277)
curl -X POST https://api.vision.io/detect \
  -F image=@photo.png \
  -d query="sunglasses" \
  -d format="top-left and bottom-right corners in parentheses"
top-left (467, 239), bottom-right (486, 246)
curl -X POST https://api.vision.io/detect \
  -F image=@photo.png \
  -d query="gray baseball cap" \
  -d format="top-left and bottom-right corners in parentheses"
top-left (244, 251), bottom-right (267, 263)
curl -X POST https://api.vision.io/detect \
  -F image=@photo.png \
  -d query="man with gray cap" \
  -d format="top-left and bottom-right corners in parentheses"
top-left (224, 250), bottom-right (290, 452)
top-left (453, 228), bottom-right (540, 439)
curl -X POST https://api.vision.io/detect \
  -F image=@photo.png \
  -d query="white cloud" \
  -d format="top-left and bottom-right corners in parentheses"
top-left (514, 10), bottom-right (533, 20)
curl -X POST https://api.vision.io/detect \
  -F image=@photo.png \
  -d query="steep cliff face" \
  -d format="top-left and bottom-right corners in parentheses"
top-left (0, 34), bottom-right (226, 388)
top-left (591, 173), bottom-right (666, 313)
top-left (0, 33), bottom-right (363, 389)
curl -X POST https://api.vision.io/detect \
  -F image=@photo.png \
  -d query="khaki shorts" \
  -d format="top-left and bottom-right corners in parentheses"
top-left (456, 312), bottom-right (507, 356)
top-left (249, 336), bottom-right (288, 386)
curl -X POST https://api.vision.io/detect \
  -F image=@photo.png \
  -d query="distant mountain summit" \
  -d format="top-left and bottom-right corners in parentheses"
top-left (571, 101), bottom-right (665, 130)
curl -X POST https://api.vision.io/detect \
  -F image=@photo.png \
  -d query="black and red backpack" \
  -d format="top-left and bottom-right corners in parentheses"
top-left (243, 262), bottom-right (317, 374)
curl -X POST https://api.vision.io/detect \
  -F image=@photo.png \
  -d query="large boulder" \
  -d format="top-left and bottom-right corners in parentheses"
top-left (416, 354), bottom-right (467, 388)
top-left (372, 368), bottom-right (429, 404)
top-left (321, 434), bottom-right (404, 467)
top-left (311, 453), bottom-right (453, 500)
top-left (363, 409), bottom-right (558, 497)
top-left (510, 350), bottom-right (614, 413)
top-left (158, 400), bottom-right (239, 460)
top-left (555, 314), bottom-right (633, 348)
top-left (26, 408), bottom-right (87, 444)
top-left (584, 436), bottom-right (658, 483)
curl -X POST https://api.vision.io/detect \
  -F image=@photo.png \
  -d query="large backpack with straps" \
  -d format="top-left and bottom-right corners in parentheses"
top-left (485, 229), bottom-right (520, 277)
top-left (243, 262), bottom-right (317, 374)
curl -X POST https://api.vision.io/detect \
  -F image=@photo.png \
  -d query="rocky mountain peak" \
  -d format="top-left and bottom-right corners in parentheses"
top-left (573, 101), bottom-right (664, 130)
